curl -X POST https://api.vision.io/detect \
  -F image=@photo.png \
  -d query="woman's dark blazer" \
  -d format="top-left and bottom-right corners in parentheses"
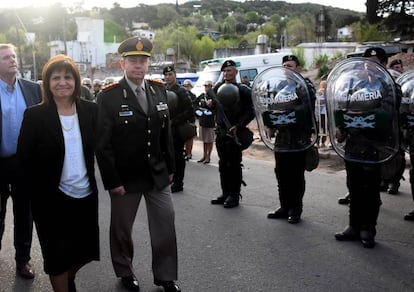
top-left (17, 99), bottom-right (98, 201)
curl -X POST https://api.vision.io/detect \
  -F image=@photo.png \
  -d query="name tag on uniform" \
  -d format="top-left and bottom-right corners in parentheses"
top-left (119, 111), bottom-right (133, 117)
top-left (156, 104), bottom-right (168, 111)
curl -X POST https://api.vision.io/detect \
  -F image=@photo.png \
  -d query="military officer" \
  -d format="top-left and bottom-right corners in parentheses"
top-left (96, 36), bottom-right (180, 292)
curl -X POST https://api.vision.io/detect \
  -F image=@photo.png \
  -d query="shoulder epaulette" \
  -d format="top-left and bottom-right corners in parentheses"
top-left (148, 78), bottom-right (164, 86)
top-left (101, 82), bottom-right (119, 91)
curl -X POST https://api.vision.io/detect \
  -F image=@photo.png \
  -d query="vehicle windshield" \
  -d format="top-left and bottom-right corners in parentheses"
top-left (192, 71), bottom-right (221, 97)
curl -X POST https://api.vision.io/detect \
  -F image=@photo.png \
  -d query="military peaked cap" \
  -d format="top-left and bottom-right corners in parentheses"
top-left (363, 47), bottom-right (386, 58)
top-left (282, 55), bottom-right (300, 65)
top-left (163, 66), bottom-right (176, 74)
top-left (118, 36), bottom-right (153, 57)
top-left (390, 59), bottom-right (402, 67)
top-left (221, 60), bottom-right (237, 71)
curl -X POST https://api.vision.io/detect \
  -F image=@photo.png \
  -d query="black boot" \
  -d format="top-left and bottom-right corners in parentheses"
top-left (387, 183), bottom-right (400, 195)
top-left (338, 192), bottom-right (350, 205)
top-left (404, 209), bottom-right (414, 221)
top-left (211, 195), bottom-right (227, 205)
top-left (223, 195), bottom-right (240, 208)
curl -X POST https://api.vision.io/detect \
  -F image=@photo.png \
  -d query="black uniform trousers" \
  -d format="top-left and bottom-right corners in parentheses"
top-left (274, 151), bottom-right (306, 215)
top-left (216, 133), bottom-right (242, 198)
top-left (381, 148), bottom-right (406, 185)
top-left (0, 155), bottom-right (33, 263)
top-left (172, 131), bottom-right (186, 187)
top-left (346, 161), bottom-right (381, 233)
top-left (409, 151), bottom-right (414, 200)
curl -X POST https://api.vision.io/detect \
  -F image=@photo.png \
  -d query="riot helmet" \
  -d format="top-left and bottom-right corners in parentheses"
top-left (166, 90), bottom-right (179, 112)
top-left (216, 83), bottom-right (240, 109)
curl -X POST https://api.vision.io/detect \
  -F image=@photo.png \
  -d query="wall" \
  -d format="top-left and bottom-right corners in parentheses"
top-left (297, 42), bottom-right (358, 68)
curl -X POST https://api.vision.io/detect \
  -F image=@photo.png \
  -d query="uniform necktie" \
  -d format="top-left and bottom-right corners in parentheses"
top-left (136, 86), bottom-right (148, 113)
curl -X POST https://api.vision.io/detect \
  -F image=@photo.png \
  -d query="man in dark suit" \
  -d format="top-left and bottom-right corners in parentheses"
top-left (96, 37), bottom-right (180, 292)
top-left (0, 43), bottom-right (41, 279)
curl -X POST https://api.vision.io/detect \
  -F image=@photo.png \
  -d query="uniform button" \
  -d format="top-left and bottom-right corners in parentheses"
top-left (147, 154), bottom-right (151, 158)
top-left (125, 120), bottom-right (128, 124)
top-left (148, 130), bottom-right (151, 134)
top-left (147, 142), bottom-right (151, 146)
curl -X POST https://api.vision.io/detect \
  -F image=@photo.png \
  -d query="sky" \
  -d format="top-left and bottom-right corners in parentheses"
top-left (0, 0), bottom-right (366, 13)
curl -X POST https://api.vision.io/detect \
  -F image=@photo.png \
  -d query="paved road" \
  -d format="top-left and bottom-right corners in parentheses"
top-left (0, 139), bottom-right (413, 291)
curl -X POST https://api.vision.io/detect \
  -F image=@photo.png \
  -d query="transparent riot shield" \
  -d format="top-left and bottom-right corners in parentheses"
top-left (251, 66), bottom-right (317, 152)
top-left (388, 68), bottom-right (402, 80)
top-left (326, 58), bottom-right (399, 164)
top-left (396, 70), bottom-right (414, 152)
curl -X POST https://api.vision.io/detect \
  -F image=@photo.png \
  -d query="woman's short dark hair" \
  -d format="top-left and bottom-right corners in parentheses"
top-left (41, 54), bottom-right (81, 103)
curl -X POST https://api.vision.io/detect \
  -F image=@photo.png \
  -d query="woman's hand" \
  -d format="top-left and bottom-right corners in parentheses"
top-left (109, 186), bottom-right (126, 196)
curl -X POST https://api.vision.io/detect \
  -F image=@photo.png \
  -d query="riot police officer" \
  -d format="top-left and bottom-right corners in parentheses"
top-left (263, 55), bottom-right (317, 224)
top-left (163, 66), bottom-right (195, 193)
top-left (327, 47), bottom-right (400, 248)
top-left (396, 70), bottom-right (414, 221)
top-left (338, 49), bottom-right (404, 202)
top-left (210, 60), bottom-right (255, 208)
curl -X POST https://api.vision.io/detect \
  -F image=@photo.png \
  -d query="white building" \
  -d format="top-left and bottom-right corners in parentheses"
top-left (297, 42), bottom-right (358, 68)
top-left (337, 26), bottom-right (353, 40)
top-left (49, 17), bottom-right (119, 70)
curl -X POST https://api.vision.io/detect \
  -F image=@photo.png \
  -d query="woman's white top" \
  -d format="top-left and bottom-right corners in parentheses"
top-left (59, 113), bottom-right (91, 198)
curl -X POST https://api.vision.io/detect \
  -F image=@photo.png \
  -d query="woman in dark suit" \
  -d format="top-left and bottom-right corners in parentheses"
top-left (17, 54), bottom-right (99, 292)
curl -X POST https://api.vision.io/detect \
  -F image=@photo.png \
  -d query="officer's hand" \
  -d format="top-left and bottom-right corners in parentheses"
top-left (228, 125), bottom-right (237, 136)
top-left (110, 186), bottom-right (126, 196)
top-left (169, 174), bottom-right (174, 184)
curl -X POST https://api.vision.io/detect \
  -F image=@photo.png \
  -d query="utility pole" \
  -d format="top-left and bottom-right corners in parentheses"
top-left (14, 25), bottom-right (24, 78)
top-left (15, 12), bottom-right (37, 81)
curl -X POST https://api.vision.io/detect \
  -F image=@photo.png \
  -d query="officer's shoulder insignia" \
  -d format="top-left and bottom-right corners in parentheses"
top-left (148, 78), bottom-right (164, 87)
top-left (101, 82), bottom-right (119, 91)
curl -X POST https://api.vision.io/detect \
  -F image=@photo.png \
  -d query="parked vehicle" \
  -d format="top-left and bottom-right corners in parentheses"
top-left (192, 52), bottom-right (290, 96)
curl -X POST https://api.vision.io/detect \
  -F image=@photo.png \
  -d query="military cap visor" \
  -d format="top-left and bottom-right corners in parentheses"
top-left (118, 36), bottom-right (153, 57)
top-left (221, 60), bottom-right (237, 71)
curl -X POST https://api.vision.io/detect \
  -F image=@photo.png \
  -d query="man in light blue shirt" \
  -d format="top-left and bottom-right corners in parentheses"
top-left (0, 43), bottom-right (41, 279)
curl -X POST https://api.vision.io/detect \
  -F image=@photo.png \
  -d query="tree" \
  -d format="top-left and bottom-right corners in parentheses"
top-left (103, 17), bottom-right (129, 43)
top-left (246, 11), bottom-right (261, 24)
top-left (350, 21), bottom-right (390, 42)
top-left (366, 0), bottom-right (380, 23)
top-left (156, 6), bottom-right (180, 29)
top-left (378, 0), bottom-right (414, 16)
top-left (193, 35), bottom-right (216, 64)
top-left (153, 24), bottom-right (199, 63)
top-left (377, 0), bottom-right (414, 38)
top-left (286, 16), bottom-right (315, 45)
